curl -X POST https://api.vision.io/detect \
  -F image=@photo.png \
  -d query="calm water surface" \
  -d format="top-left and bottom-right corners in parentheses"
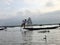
top-left (0, 27), bottom-right (60, 45)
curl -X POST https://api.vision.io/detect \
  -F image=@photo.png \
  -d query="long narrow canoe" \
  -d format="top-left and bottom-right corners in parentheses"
top-left (23, 25), bottom-right (59, 31)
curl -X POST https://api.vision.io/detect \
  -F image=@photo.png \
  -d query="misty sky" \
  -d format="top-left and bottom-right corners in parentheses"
top-left (0, 0), bottom-right (60, 25)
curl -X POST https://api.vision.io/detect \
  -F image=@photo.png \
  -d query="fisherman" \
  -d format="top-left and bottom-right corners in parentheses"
top-left (21, 19), bottom-right (27, 28)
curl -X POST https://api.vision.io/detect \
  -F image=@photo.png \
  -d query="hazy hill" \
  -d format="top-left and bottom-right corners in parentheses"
top-left (0, 10), bottom-right (60, 26)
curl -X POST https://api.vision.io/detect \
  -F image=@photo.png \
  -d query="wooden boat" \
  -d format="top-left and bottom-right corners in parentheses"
top-left (0, 27), bottom-right (7, 30)
top-left (23, 25), bottom-right (59, 31)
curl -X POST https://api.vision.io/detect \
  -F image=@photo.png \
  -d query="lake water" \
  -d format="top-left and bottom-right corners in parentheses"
top-left (0, 27), bottom-right (60, 45)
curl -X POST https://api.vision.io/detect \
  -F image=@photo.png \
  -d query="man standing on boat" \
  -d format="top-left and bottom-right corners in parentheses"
top-left (21, 19), bottom-right (27, 28)
top-left (21, 17), bottom-right (32, 28)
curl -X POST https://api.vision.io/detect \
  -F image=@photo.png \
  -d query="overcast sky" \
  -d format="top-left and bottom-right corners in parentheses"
top-left (0, 0), bottom-right (60, 25)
